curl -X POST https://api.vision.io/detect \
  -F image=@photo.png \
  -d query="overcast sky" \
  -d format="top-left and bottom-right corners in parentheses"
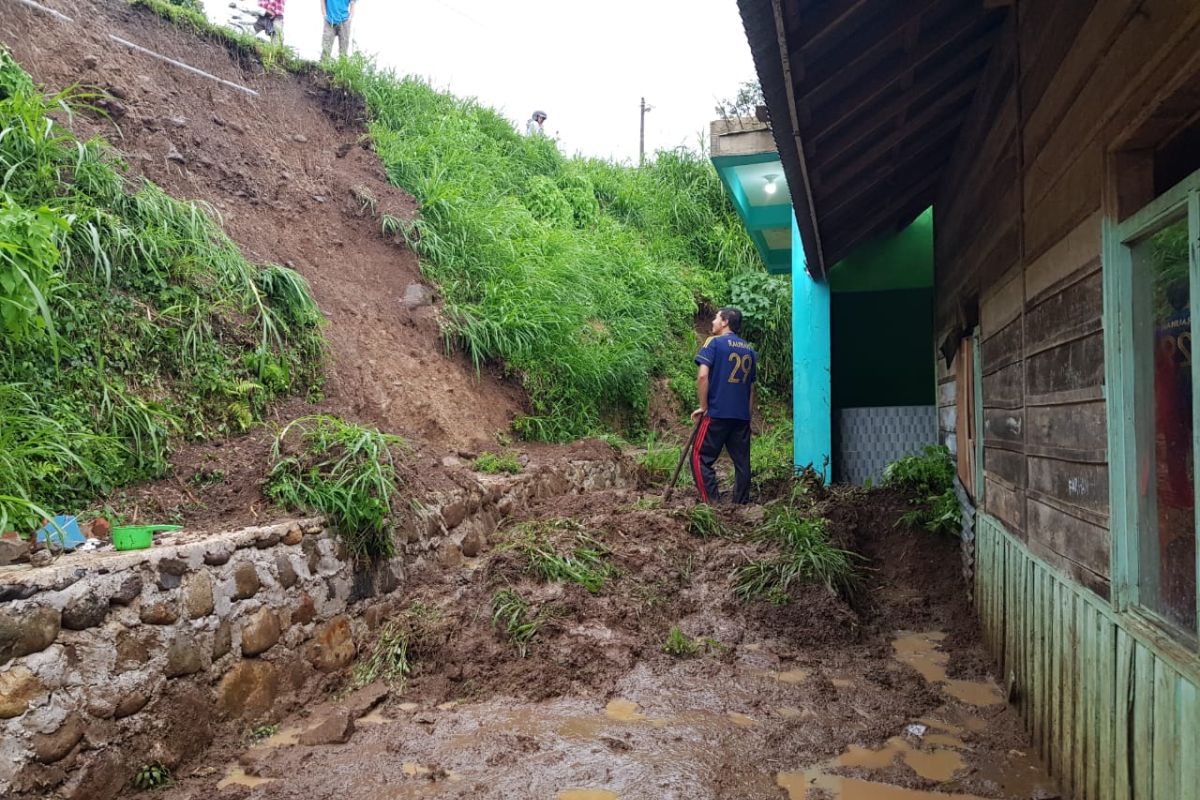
top-left (204, 0), bottom-right (757, 163)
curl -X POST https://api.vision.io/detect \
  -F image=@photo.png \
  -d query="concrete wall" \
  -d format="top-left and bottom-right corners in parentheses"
top-left (0, 456), bottom-right (635, 799)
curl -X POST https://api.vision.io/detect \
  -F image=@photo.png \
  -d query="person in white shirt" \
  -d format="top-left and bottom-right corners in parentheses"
top-left (525, 110), bottom-right (547, 136)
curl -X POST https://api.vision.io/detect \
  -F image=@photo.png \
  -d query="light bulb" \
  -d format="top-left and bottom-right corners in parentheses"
top-left (763, 173), bottom-right (779, 195)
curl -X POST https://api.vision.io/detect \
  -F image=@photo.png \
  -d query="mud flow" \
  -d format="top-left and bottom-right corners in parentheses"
top-left (157, 486), bottom-right (1059, 800)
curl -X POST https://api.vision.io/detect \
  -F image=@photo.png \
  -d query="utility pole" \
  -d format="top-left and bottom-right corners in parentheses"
top-left (639, 97), bottom-right (653, 166)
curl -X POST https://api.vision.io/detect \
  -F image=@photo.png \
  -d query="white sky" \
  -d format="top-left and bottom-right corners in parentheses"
top-left (203, 0), bottom-right (757, 163)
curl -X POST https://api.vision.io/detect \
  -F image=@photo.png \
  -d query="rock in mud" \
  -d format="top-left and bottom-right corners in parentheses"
top-left (342, 682), bottom-right (389, 718)
top-left (232, 562), bottom-right (260, 599)
top-left (113, 690), bottom-right (151, 719)
top-left (62, 591), bottom-right (109, 630)
top-left (241, 608), bottom-right (281, 656)
top-left (0, 606), bottom-right (60, 665)
top-left (166, 635), bottom-right (205, 677)
top-left (0, 666), bottom-right (45, 718)
top-left (139, 600), bottom-right (178, 625)
top-left (401, 283), bottom-right (434, 309)
top-left (217, 660), bottom-right (279, 719)
top-left (33, 711), bottom-right (85, 763)
top-left (109, 574), bottom-right (142, 605)
top-left (298, 711), bottom-right (355, 745)
top-left (0, 537), bottom-right (30, 565)
top-left (185, 573), bottom-right (214, 619)
top-left (307, 616), bottom-right (355, 672)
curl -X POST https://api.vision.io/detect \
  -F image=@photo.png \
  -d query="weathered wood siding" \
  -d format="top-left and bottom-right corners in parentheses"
top-left (977, 515), bottom-right (1200, 800)
top-left (934, 1), bottom-right (1200, 797)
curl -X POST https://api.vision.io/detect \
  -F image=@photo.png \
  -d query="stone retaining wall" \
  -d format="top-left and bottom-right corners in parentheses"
top-left (0, 456), bottom-right (635, 799)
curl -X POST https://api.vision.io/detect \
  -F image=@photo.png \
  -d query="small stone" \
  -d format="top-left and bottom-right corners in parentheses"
top-left (60, 751), bottom-right (126, 800)
top-left (312, 195), bottom-right (326, 203)
top-left (216, 660), bottom-right (279, 719)
top-left (401, 283), bottom-right (434, 310)
top-left (307, 616), bottom-right (355, 672)
top-left (90, 517), bottom-right (112, 540)
top-left (166, 635), bottom-right (205, 677)
top-left (0, 537), bottom-right (30, 566)
top-left (0, 666), bottom-right (45, 718)
top-left (158, 557), bottom-right (189, 576)
top-left (30, 549), bottom-right (54, 568)
top-left (298, 711), bottom-right (354, 745)
top-left (157, 572), bottom-right (182, 590)
top-left (461, 529), bottom-right (486, 558)
top-left (168, 115), bottom-right (187, 127)
top-left (109, 574), bottom-right (143, 605)
top-left (166, 144), bottom-right (185, 164)
top-left (184, 573), bottom-right (214, 619)
top-left (82, 55), bottom-right (99, 70)
top-left (241, 608), bottom-right (281, 657)
top-left (0, 606), bottom-right (61, 666)
top-left (212, 621), bottom-right (232, 660)
top-left (283, 525), bottom-right (303, 546)
top-left (292, 133), bottom-right (308, 143)
top-left (33, 712), bottom-right (85, 763)
top-left (254, 532), bottom-right (281, 549)
top-left (115, 631), bottom-right (151, 672)
top-left (343, 682), bottom-right (389, 718)
top-left (293, 593), bottom-right (316, 625)
top-left (139, 600), bottom-right (179, 625)
top-left (0, 584), bottom-right (38, 602)
top-left (62, 591), bottom-right (109, 630)
top-left (212, 115), bottom-right (226, 126)
top-left (437, 540), bottom-right (462, 568)
top-left (233, 562), bottom-right (260, 600)
top-left (204, 545), bottom-right (233, 566)
top-left (113, 690), bottom-right (150, 719)
top-left (275, 555), bottom-right (297, 589)
top-left (441, 501), bottom-right (467, 529)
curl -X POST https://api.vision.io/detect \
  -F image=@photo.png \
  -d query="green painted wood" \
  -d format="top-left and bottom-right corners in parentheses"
top-left (1097, 614), bottom-right (1116, 800)
top-left (1152, 660), bottom-right (1179, 800)
top-left (1115, 627), bottom-right (1133, 800)
top-left (1062, 588), bottom-right (1077, 800)
top-left (1179, 678), bottom-right (1199, 800)
top-left (1191, 190), bottom-right (1200, 634)
top-left (1050, 576), bottom-right (1064, 778)
top-left (1132, 644), bottom-right (1155, 800)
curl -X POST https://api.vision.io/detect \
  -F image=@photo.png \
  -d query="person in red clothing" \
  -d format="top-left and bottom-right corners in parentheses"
top-left (690, 307), bottom-right (757, 505)
top-left (255, 0), bottom-right (286, 44)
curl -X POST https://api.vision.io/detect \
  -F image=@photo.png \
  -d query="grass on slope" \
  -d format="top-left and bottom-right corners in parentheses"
top-left (0, 51), bottom-right (323, 532)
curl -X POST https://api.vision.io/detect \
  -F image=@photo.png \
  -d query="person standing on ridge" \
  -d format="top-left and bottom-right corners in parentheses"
top-left (525, 110), bottom-right (547, 136)
top-left (255, 0), bottom-right (286, 45)
top-left (690, 307), bottom-right (757, 505)
top-left (320, 0), bottom-right (358, 61)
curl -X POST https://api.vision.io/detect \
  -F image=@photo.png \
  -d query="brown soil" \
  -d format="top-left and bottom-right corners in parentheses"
top-left (151, 485), bottom-right (1059, 800)
top-left (2, 0), bottom-right (526, 529)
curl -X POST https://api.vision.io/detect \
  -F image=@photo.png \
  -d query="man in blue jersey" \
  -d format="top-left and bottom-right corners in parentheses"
top-left (320, 0), bottom-right (358, 61)
top-left (690, 307), bottom-right (757, 504)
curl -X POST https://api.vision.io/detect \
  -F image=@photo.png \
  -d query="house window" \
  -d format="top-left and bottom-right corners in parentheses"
top-left (1108, 168), bottom-right (1200, 641)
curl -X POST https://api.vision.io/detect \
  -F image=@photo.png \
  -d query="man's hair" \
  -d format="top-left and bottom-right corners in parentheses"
top-left (717, 307), bottom-right (743, 334)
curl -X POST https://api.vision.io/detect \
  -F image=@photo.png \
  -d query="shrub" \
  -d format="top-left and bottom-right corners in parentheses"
top-left (883, 445), bottom-right (954, 496)
top-left (351, 621), bottom-right (411, 687)
top-left (662, 625), bottom-right (700, 657)
top-left (266, 416), bottom-right (405, 561)
top-left (503, 518), bottom-right (616, 593)
top-left (490, 589), bottom-right (538, 657)
top-left (638, 434), bottom-right (682, 484)
top-left (682, 504), bottom-right (725, 538)
top-left (132, 762), bottom-right (172, 791)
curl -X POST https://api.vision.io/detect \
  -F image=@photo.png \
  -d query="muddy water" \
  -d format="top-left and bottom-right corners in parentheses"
top-left (893, 631), bottom-right (1005, 706)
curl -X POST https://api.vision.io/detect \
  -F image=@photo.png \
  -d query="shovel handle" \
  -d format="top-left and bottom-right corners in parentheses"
top-left (663, 418), bottom-right (704, 501)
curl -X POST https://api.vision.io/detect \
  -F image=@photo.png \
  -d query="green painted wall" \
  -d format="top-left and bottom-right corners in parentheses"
top-left (828, 208), bottom-right (934, 292)
top-left (831, 288), bottom-right (934, 408)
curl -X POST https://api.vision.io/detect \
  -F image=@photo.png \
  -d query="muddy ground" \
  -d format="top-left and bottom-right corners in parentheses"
top-left (151, 485), bottom-right (1060, 800)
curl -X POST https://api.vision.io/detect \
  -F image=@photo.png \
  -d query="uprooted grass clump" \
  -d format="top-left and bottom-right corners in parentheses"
top-left (473, 451), bottom-right (522, 474)
top-left (266, 415), bottom-right (407, 560)
top-left (661, 625), bottom-right (700, 657)
top-left (0, 52), bottom-right (323, 533)
top-left (732, 508), bottom-right (859, 604)
top-left (638, 434), bottom-right (683, 484)
top-left (885, 445), bottom-right (960, 535)
top-left (490, 589), bottom-right (540, 657)
top-left (681, 503), bottom-right (726, 539)
top-left (502, 518), bottom-right (617, 593)
top-left (351, 602), bottom-right (442, 688)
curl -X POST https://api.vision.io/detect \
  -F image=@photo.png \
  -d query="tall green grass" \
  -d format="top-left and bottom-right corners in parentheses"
top-left (0, 52), bottom-right (323, 532)
top-left (732, 509), bottom-right (859, 602)
top-left (327, 58), bottom-right (787, 439)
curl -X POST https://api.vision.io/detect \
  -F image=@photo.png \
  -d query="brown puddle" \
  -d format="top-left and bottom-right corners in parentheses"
top-left (835, 735), bottom-right (963, 781)
top-left (217, 767), bottom-right (273, 790)
top-left (603, 698), bottom-right (645, 723)
top-left (893, 631), bottom-right (1004, 706)
top-left (557, 791), bottom-right (618, 800)
top-left (777, 772), bottom-right (988, 800)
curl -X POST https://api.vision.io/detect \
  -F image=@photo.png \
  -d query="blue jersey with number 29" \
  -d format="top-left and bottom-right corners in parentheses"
top-left (695, 334), bottom-right (757, 420)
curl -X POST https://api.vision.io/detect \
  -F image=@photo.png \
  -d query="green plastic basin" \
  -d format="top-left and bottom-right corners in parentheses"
top-left (111, 524), bottom-right (182, 551)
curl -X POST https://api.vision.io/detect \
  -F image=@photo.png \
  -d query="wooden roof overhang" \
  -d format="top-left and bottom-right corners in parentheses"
top-left (737, 0), bottom-right (1008, 279)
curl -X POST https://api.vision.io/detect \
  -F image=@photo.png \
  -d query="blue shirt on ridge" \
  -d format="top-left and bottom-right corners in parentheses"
top-left (324, 0), bottom-right (354, 25)
top-left (695, 333), bottom-right (757, 420)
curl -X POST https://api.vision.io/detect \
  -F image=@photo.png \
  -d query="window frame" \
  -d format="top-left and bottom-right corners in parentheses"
top-left (1104, 167), bottom-right (1200, 644)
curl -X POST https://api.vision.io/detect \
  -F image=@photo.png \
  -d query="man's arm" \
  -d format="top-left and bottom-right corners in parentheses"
top-left (691, 365), bottom-right (710, 422)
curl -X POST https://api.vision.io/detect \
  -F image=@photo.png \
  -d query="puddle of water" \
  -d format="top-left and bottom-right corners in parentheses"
top-left (402, 762), bottom-right (432, 777)
top-left (923, 732), bottom-right (967, 749)
top-left (436, 701), bottom-right (460, 711)
top-left (893, 632), bottom-right (1006, 707)
top-left (254, 724), bottom-right (302, 749)
top-left (903, 748), bottom-right (965, 781)
top-left (837, 739), bottom-right (903, 770)
top-left (217, 767), bottom-right (274, 790)
top-left (604, 699), bottom-right (645, 723)
top-left (778, 772), bottom-right (988, 800)
top-left (943, 679), bottom-right (1004, 706)
top-left (557, 791), bottom-right (618, 800)
top-left (726, 712), bottom-right (757, 727)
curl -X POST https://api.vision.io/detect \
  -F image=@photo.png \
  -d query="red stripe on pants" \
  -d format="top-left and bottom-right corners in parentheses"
top-left (691, 416), bottom-right (712, 503)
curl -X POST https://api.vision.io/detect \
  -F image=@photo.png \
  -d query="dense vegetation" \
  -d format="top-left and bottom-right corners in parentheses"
top-left (884, 445), bottom-right (961, 535)
top-left (0, 52), bottom-right (323, 532)
top-left (329, 58), bottom-right (792, 441)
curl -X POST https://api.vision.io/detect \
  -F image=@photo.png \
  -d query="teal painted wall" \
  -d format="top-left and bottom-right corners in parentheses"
top-left (791, 214), bottom-right (831, 475)
top-left (831, 288), bottom-right (934, 408)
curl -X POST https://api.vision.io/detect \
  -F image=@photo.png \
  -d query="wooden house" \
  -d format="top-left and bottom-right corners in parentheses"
top-left (736, 0), bottom-right (1200, 796)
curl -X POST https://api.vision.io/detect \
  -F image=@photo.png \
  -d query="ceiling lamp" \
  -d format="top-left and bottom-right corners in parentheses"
top-left (763, 173), bottom-right (779, 195)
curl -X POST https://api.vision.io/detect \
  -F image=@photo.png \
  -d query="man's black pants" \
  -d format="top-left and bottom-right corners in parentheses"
top-left (690, 416), bottom-right (751, 505)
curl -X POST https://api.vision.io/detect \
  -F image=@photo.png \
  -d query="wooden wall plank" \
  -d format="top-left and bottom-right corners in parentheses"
top-left (1114, 628), bottom-right (1133, 800)
top-left (1026, 332), bottom-right (1106, 397)
top-left (1025, 268), bottom-right (1103, 355)
top-left (981, 318), bottom-right (1024, 375)
top-left (1025, 401), bottom-right (1107, 455)
top-left (1152, 662), bottom-right (1179, 800)
top-left (1179, 679), bottom-right (1199, 800)
top-left (1096, 616), bottom-right (1116, 800)
top-left (983, 362), bottom-right (1024, 409)
top-left (1027, 455), bottom-right (1109, 517)
top-left (1024, 144), bottom-right (1104, 261)
top-left (1025, 211), bottom-right (1103, 302)
top-left (983, 408), bottom-right (1024, 447)
top-left (1027, 496), bottom-right (1111, 578)
top-left (1132, 643), bottom-right (1155, 799)
top-left (1062, 589), bottom-right (1077, 800)
top-left (981, 262), bottom-right (1025, 337)
top-left (985, 476), bottom-right (1025, 535)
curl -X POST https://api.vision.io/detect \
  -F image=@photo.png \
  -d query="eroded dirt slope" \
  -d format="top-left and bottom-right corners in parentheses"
top-left (1, 0), bottom-right (525, 525)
